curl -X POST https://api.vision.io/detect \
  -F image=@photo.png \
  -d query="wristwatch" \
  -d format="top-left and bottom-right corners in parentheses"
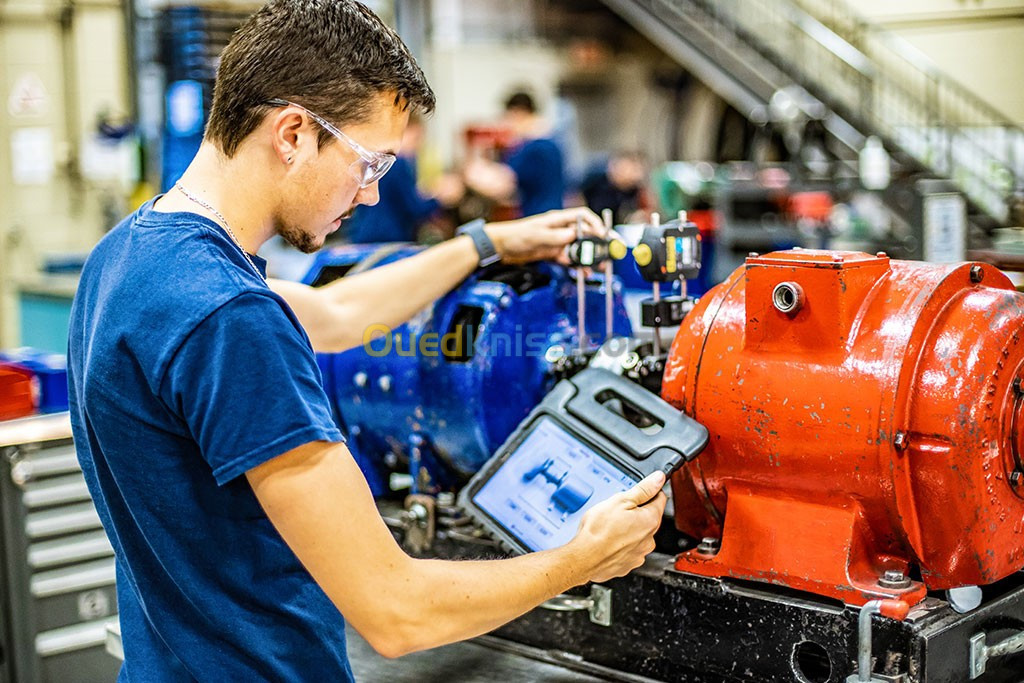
top-left (456, 218), bottom-right (501, 268)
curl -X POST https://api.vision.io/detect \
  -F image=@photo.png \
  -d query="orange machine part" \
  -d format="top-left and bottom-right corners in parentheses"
top-left (662, 249), bottom-right (1024, 607)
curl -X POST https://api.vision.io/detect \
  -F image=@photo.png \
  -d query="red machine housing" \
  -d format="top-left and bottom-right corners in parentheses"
top-left (663, 249), bottom-right (1024, 607)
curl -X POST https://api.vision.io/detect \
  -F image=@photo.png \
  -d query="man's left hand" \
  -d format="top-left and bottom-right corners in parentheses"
top-left (486, 207), bottom-right (606, 265)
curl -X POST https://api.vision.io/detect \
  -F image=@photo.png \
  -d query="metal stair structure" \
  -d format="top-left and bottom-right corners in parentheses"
top-left (601, 0), bottom-right (1023, 230)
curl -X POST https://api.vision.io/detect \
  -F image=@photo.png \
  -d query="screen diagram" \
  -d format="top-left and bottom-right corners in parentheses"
top-left (472, 417), bottom-right (638, 552)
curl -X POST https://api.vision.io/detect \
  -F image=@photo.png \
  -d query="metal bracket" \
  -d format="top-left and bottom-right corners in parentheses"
top-left (540, 585), bottom-right (612, 627)
top-left (970, 629), bottom-right (1024, 679)
top-left (846, 600), bottom-right (911, 683)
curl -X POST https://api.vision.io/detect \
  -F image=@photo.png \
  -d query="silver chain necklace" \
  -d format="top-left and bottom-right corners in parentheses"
top-left (174, 182), bottom-right (265, 282)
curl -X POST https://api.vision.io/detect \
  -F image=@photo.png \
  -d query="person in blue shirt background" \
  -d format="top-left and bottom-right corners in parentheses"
top-left (581, 150), bottom-right (652, 225)
top-left (345, 113), bottom-right (463, 243)
top-left (67, 1), bottom-right (667, 680)
top-left (465, 91), bottom-right (566, 217)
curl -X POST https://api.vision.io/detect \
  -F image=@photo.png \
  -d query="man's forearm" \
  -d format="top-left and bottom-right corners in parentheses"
top-left (390, 549), bottom-right (588, 655)
top-left (248, 441), bottom-right (598, 659)
top-left (464, 159), bottom-right (516, 201)
top-left (271, 207), bottom-right (597, 352)
top-left (322, 234), bottom-right (478, 330)
top-left (271, 235), bottom-right (479, 352)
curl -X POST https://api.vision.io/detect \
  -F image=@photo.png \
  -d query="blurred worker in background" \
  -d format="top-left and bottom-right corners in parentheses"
top-left (344, 113), bottom-right (463, 243)
top-left (581, 150), bottom-right (652, 225)
top-left (465, 91), bottom-right (565, 217)
top-left (67, 0), bottom-right (666, 680)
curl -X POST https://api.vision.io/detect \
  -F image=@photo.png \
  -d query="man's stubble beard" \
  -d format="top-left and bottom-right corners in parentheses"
top-left (276, 219), bottom-right (322, 254)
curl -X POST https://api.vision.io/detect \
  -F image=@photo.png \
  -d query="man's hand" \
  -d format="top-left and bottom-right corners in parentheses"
top-left (487, 207), bottom-right (607, 265)
top-left (567, 471), bottom-right (667, 583)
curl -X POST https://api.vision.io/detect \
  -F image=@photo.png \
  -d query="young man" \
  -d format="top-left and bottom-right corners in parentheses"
top-left (68, 1), bottom-right (666, 680)
top-left (465, 91), bottom-right (566, 217)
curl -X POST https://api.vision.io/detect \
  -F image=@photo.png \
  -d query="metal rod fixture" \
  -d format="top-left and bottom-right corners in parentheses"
top-left (602, 209), bottom-right (614, 341)
top-left (651, 212), bottom-right (662, 357)
top-left (576, 216), bottom-right (586, 355)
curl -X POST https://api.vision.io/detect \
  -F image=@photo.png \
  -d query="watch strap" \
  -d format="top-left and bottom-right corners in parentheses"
top-left (456, 218), bottom-right (501, 267)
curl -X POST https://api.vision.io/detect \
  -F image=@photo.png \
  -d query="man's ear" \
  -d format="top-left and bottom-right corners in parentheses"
top-left (270, 108), bottom-right (307, 166)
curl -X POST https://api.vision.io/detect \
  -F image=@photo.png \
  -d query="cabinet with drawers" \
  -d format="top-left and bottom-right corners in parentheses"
top-left (0, 414), bottom-right (119, 682)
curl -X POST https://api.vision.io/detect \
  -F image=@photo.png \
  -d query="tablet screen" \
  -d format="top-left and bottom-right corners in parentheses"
top-left (471, 417), bottom-right (638, 552)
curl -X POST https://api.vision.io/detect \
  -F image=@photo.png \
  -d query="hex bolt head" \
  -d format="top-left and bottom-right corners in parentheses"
top-left (876, 251), bottom-right (888, 258)
top-left (378, 375), bottom-right (392, 392)
top-left (970, 265), bottom-right (984, 283)
top-left (893, 431), bottom-right (908, 451)
top-left (878, 569), bottom-right (912, 589)
top-left (353, 371), bottom-right (368, 388)
top-left (696, 537), bottom-right (721, 556)
top-left (748, 252), bottom-right (759, 258)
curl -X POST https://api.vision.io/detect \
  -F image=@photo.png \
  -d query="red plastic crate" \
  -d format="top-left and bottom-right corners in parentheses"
top-left (0, 363), bottom-right (36, 421)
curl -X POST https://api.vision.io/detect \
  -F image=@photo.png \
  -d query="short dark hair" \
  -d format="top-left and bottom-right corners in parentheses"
top-left (206, 0), bottom-right (435, 157)
top-left (504, 91), bottom-right (537, 114)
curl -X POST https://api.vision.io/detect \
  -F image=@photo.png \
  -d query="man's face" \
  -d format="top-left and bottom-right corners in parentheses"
top-left (277, 91), bottom-right (409, 253)
top-left (502, 108), bottom-right (532, 138)
top-left (608, 157), bottom-right (645, 191)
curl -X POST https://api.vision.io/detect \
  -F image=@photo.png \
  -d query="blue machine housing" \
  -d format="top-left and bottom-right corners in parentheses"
top-left (303, 244), bottom-right (632, 496)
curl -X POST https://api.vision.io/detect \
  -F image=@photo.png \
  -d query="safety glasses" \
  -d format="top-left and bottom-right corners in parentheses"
top-left (265, 98), bottom-right (396, 187)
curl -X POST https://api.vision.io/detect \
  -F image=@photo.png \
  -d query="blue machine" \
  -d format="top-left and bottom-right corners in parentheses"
top-left (304, 244), bottom-right (632, 496)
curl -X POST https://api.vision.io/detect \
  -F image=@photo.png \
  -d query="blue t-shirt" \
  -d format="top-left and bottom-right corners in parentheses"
top-left (67, 198), bottom-right (352, 681)
top-left (346, 155), bottom-right (440, 243)
top-left (505, 137), bottom-right (565, 217)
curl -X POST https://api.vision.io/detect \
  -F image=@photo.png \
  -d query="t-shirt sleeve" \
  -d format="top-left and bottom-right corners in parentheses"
top-left (160, 291), bottom-right (344, 485)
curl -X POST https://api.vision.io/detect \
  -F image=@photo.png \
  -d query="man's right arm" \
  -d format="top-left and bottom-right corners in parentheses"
top-left (246, 439), bottom-right (666, 658)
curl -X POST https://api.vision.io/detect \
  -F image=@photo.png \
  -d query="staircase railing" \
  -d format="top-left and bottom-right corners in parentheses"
top-left (673, 0), bottom-right (1023, 224)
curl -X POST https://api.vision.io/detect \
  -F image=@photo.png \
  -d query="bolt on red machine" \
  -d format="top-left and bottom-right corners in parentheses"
top-left (663, 249), bottom-right (1024, 608)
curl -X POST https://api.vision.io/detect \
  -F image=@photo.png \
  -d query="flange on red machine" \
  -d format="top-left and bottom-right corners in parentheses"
top-left (663, 248), bottom-right (1024, 608)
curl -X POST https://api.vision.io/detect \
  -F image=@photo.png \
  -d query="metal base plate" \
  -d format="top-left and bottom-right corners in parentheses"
top-left (420, 528), bottom-right (1024, 683)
